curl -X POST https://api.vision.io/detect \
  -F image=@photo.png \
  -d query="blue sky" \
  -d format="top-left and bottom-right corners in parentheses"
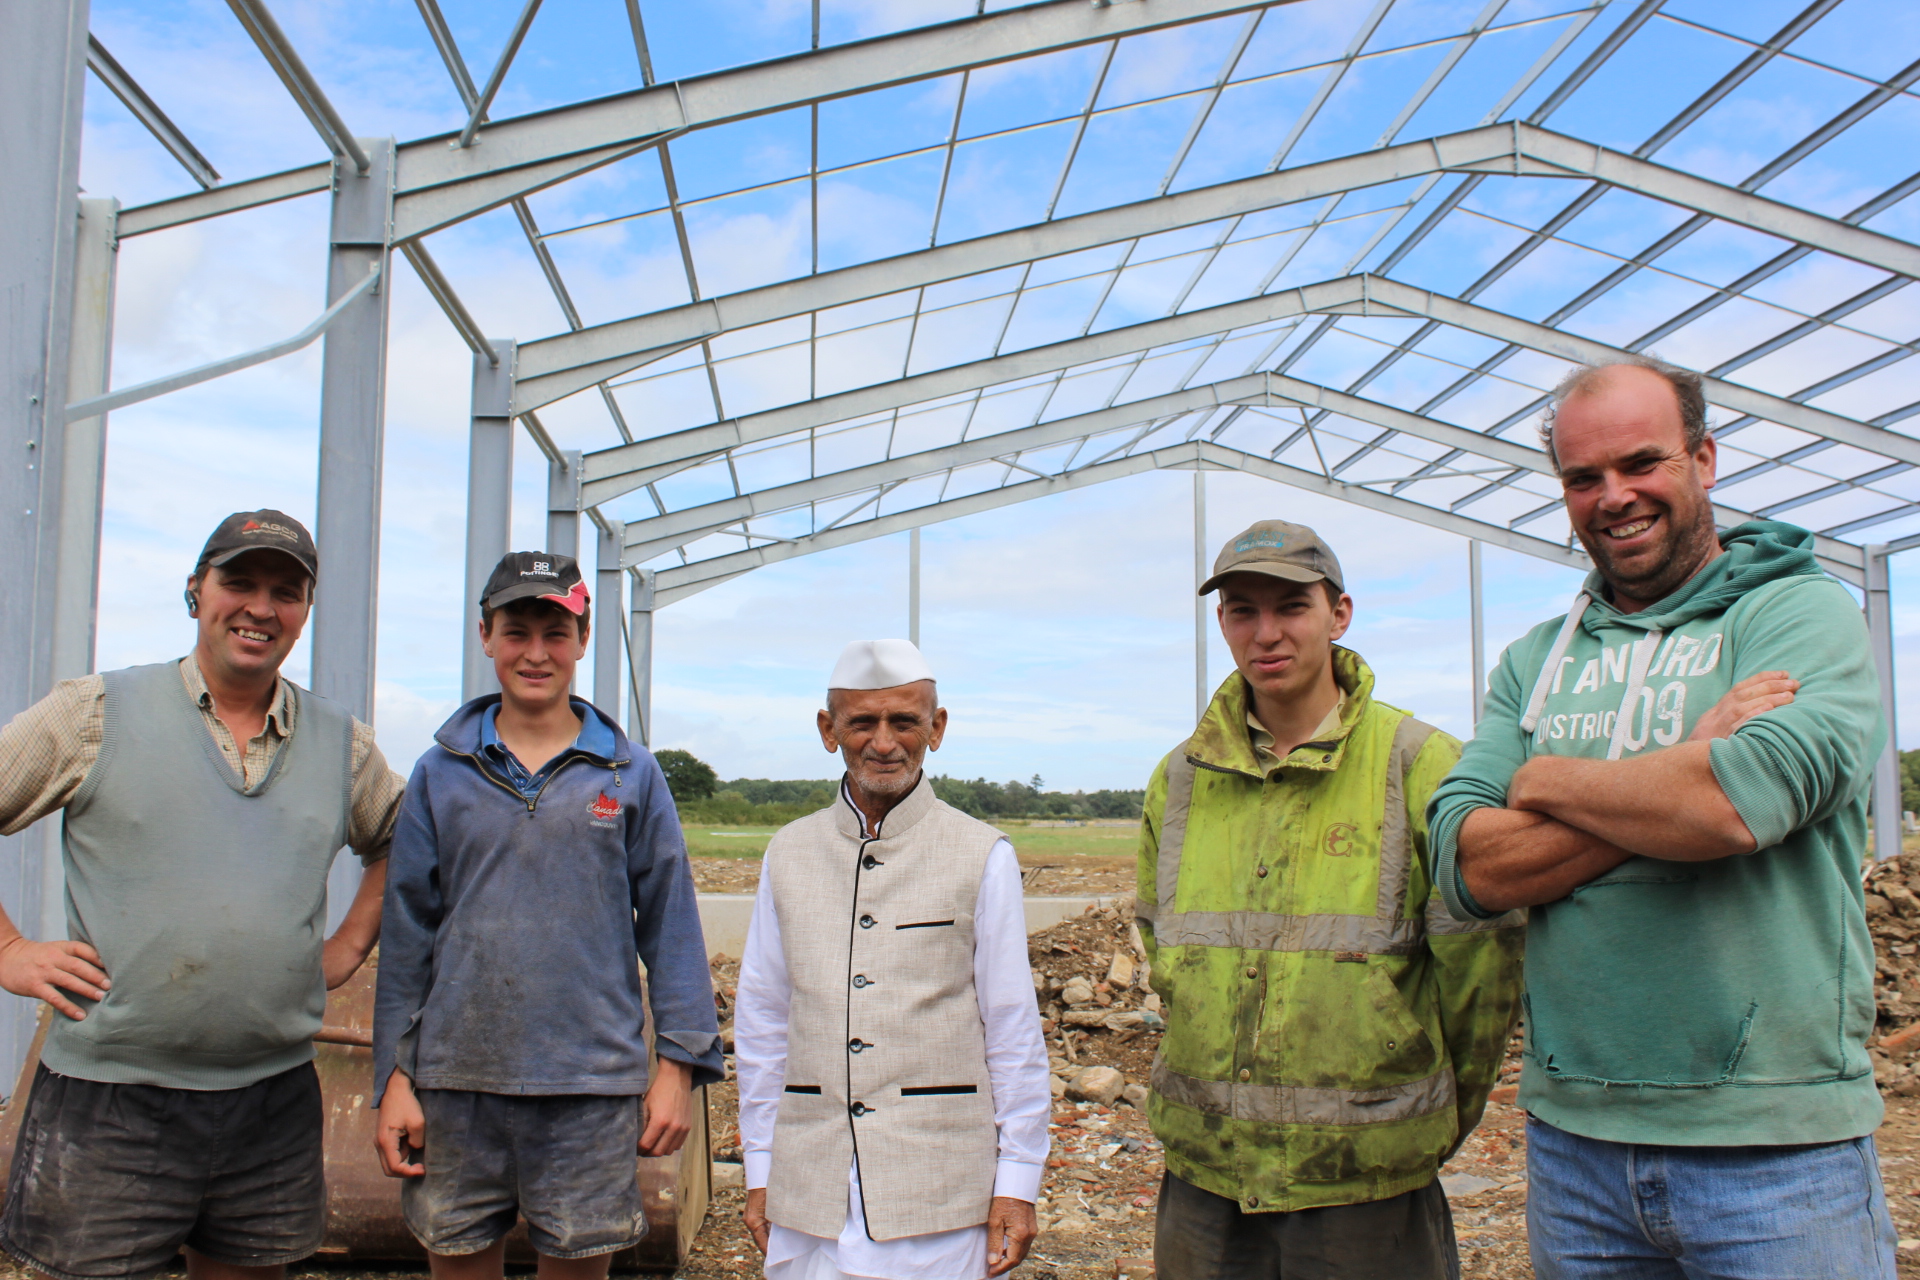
top-left (76, 0), bottom-right (1920, 786)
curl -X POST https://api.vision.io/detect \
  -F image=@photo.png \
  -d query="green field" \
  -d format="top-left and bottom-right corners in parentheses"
top-left (682, 822), bottom-right (1141, 860)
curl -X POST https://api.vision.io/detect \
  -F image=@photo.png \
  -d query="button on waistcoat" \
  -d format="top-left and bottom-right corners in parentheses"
top-left (763, 776), bottom-right (1003, 1242)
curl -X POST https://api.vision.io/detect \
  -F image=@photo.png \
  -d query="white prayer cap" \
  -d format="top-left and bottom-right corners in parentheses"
top-left (828, 639), bottom-right (935, 691)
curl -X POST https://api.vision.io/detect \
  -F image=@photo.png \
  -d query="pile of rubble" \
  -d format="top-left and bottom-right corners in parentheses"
top-left (1866, 852), bottom-right (1920, 1094)
top-left (1027, 905), bottom-right (1166, 1243)
top-left (1029, 904), bottom-right (1161, 1108)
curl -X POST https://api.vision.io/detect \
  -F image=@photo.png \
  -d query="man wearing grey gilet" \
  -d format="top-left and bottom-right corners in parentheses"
top-left (736, 640), bottom-right (1051, 1280)
top-left (0, 510), bottom-right (404, 1280)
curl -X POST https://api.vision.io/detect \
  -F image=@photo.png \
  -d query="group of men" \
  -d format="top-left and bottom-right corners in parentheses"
top-left (0, 353), bottom-right (1897, 1280)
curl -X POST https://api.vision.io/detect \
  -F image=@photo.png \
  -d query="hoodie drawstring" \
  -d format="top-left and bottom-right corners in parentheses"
top-left (1606, 628), bottom-right (1666, 760)
top-left (1520, 594), bottom-right (1590, 734)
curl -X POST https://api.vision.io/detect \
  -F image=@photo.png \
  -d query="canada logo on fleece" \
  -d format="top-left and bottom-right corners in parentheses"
top-left (589, 793), bottom-right (620, 820)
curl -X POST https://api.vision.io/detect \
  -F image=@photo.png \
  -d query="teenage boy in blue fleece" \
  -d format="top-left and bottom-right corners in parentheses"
top-left (371, 551), bottom-right (722, 1280)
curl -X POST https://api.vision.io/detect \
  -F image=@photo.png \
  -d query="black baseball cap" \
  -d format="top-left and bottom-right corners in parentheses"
top-left (197, 509), bottom-right (318, 580)
top-left (481, 551), bottom-right (589, 615)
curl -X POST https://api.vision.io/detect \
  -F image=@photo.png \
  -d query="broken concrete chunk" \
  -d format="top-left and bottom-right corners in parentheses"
top-left (1440, 1172), bottom-right (1497, 1198)
top-left (1106, 952), bottom-right (1135, 988)
top-left (1067, 1065), bottom-right (1126, 1106)
top-left (1121, 1083), bottom-right (1150, 1106)
top-left (1061, 977), bottom-right (1096, 1008)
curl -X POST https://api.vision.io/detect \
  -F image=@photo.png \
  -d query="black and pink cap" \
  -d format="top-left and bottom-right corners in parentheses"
top-left (199, 509), bottom-right (319, 579)
top-left (481, 551), bottom-right (589, 615)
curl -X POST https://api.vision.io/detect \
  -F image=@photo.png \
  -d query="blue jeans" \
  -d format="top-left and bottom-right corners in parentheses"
top-left (1526, 1115), bottom-right (1895, 1279)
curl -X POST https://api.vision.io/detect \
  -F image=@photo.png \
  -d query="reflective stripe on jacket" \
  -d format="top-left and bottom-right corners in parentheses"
top-left (1136, 648), bottom-right (1525, 1213)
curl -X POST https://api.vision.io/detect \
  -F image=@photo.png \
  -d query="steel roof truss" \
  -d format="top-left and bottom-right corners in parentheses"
top-left (646, 439), bottom-right (1591, 605)
top-left (512, 123), bottom-right (1919, 410)
top-left (617, 372), bottom-right (1551, 560)
top-left (580, 273), bottom-right (1911, 510)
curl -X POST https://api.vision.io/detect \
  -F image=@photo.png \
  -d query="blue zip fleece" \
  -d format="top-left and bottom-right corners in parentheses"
top-left (372, 696), bottom-right (722, 1105)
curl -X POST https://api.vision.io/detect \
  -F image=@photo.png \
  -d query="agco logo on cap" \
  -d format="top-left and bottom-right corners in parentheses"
top-left (240, 519), bottom-right (300, 542)
top-left (589, 793), bottom-right (620, 820)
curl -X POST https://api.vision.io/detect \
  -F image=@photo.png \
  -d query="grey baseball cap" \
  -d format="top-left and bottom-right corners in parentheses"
top-left (1198, 519), bottom-right (1345, 595)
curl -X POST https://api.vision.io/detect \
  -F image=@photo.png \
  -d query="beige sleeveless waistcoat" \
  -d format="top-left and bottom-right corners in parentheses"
top-left (763, 775), bottom-right (1004, 1241)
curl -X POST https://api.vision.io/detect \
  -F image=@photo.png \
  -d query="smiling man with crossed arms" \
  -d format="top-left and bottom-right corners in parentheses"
top-left (734, 639), bottom-right (1051, 1280)
top-left (1430, 357), bottom-right (1897, 1278)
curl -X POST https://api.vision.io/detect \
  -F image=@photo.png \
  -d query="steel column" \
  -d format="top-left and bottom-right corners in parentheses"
top-left (1194, 470), bottom-right (1208, 724)
top-left (546, 449), bottom-right (582, 562)
top-left (0, 0), bottom-right (89, 1075)
top-left (628, 570), bottom-right (655, 748)
top-left (1469, 540), bottom-right (1485, 725)
top-left (595, 517), bottom-right (626, 717)
top-left (1866, 544), bottom-right (1902, 861)
top-left (43, 199), bottom-right (119, 942)
top-left (908, 529), bottom-right (921, 647)
top-left (55, 201), bottom-right (119, 690)
top-left (313, 138), bottom-right (394, 932)
top-left (464, 341), bottom-right (517, 702)
top-left (312, 138), bottom-right (394, 720)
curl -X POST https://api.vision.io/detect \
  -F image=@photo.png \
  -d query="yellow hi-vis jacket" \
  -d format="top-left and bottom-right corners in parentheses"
top-left (1136, 648), bottom-right (1525, 1213)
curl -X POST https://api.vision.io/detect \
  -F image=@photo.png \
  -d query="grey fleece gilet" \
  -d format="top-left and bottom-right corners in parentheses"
top-left (44, 661), bottom-right (353, 1090)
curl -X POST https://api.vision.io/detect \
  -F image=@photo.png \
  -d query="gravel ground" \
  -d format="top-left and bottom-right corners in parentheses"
top-left (698, 899), bottom-right (1920, 1280)
top-left (15, 870), bottom-right (1920, 1280)
top-left (9, 1091), bottom-right (1904, 1280)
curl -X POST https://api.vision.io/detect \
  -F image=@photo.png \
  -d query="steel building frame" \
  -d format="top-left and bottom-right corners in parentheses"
top-left (4, 0), bottom-right (1918, 1073)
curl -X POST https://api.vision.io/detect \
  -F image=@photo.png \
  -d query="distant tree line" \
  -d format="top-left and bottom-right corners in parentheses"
top-left (653, 750), bottom-right (1144, 823)
top-left (927, 775), bottom-right (1144, 820)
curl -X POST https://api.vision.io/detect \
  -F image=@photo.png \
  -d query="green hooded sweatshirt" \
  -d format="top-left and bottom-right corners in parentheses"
top-left (1428, 521), bottom-right (1884, 1147)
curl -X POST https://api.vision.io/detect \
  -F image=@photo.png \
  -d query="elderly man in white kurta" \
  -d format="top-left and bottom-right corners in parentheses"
top-left (736, 639), bottom-right (1051, 1280)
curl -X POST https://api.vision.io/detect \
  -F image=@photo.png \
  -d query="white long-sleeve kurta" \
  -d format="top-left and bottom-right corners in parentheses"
top-left (735, 812), bottom-right (1050, 1280)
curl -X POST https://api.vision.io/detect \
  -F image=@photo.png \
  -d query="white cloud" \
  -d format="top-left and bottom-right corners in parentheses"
top-left (57, 0), bottom-right (1920, 808)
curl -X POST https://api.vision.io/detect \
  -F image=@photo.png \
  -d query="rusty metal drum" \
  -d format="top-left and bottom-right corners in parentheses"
top-left (0, 957), bottom-right (710, 1271)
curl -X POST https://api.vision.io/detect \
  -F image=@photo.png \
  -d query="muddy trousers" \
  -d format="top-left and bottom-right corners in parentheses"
top-left (1153, 1171), bottom-right (1459, 1280)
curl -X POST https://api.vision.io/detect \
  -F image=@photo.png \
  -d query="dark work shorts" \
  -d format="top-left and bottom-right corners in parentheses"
top-left (1154, 1170), bottom-right (1459, 1280)
top-left (0, 1062), bottom-right (325, 1280)
top-left (403, 1089), bottom-right (646, 1259)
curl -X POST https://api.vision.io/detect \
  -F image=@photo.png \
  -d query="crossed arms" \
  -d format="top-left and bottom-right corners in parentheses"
top-left (1458, 673), bottom-right (1796, 912)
